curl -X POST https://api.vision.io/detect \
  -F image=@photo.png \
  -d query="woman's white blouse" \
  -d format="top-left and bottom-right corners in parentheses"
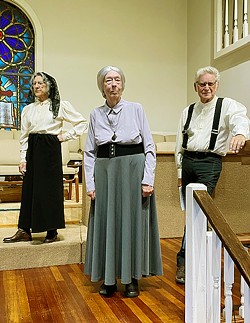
top-left (20, 99), bottom-right (87, 162)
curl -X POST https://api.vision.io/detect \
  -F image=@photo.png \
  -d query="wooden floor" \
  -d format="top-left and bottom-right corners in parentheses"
top-left (0, 238), bottom-right (243, 323)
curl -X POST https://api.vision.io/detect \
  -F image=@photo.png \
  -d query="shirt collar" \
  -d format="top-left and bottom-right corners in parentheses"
top-left (104, 98), bottom-right (124, 115)
top-left (197, 95), bottom-right (218, 111)
top-left (35, 98), bottom-right (51, 105)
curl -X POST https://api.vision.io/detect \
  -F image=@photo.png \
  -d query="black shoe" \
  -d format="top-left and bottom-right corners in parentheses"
top-left (124, 278), bottom-right (140, 298)
top-left (3, 228), bottom-right (32, 243)
top-left (43, 230), bottom-right (58, 243)
top-left (175, 264), bottom-right (185, 284)
top-left (99, 283), bottom-right (117, 297)
top-left (43, 234), bottom-right (58, 243)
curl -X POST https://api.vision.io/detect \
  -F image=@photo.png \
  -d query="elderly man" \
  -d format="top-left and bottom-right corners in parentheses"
top-left (175, 66), bottom-right (249, 284)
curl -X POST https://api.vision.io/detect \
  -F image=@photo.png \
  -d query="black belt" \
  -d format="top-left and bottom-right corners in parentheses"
top-left (97, 143), bottom-right (144, 158)
top-left (184, 150), bottom-right (222, 159)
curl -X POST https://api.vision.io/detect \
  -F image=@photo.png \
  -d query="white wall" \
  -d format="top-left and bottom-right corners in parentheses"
top-left (13, 0), bottom-right (188, 133)
top-left (9, 0), bottom-right (250, 134)
top-left (218, 61), bottom-right (250, 114)
top-left (186, 0), bottom-right (213, 104)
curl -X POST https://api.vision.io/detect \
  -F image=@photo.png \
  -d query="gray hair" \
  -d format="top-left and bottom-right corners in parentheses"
top-left (194, 66), bottom-right (220, 83)
top-left (97, 66), bottom-right (125, 96)
top-left (30, 72), bottom-right (51, 95)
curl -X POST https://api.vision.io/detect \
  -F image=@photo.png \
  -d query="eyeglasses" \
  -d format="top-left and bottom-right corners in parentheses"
top-left (32, 81), bottom-right (45, 87)
top-left (196, 81), bottom-right (217, 88)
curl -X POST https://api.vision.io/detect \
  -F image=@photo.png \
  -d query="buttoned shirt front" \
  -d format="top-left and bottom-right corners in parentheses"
top-left (20, 99), bottom-right (87, 162)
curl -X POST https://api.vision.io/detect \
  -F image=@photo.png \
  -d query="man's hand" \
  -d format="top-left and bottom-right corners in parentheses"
top-left (229, 134), bottom-right (246, 153)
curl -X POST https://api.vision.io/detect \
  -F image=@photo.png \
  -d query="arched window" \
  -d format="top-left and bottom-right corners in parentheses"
top-left (0, 1), bottom-right (35, 130)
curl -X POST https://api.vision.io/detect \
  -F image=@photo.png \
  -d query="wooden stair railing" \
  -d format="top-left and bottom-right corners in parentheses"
top-left (194, 190), bottom-right (250, 288)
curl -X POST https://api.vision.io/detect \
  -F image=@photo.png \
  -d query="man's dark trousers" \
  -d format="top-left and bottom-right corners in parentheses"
top-left (177, 152), bottom-right (222, 266)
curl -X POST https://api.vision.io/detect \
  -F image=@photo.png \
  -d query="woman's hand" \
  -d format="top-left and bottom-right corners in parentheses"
top-left (57, 134), bottom-right (64, 142)
top-left (142, 184), bottom-right (154, 197)
top-left (87, 190), bottom-right (96, 200)
top-left (178, 178), bottom-right (182, 187)
top-left (19, 162), bottom-right (27, 176)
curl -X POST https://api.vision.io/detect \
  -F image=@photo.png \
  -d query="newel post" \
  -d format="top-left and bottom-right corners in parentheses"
top-left (185, 183), bottom-right (207, 323)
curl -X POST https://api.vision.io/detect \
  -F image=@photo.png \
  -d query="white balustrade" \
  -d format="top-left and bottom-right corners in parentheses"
top-left (214, 0), bottom-right (250, 57)
top-left (185, 183), bottom-right (250, 322)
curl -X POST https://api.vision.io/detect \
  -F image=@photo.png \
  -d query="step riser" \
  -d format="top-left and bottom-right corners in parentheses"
top-left (0, 205), bottom-right (83, 226)
top-left (0, 225), bottom-right (87, 271)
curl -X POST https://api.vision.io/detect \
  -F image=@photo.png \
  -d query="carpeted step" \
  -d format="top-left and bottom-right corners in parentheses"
top-left (0, 224), bottom-right (87, 271)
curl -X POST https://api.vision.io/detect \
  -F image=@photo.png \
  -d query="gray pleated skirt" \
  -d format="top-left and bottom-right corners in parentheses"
top-left (84, 153), bottom-right (163, 285)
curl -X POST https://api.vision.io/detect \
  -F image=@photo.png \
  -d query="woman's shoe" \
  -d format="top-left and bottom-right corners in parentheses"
top-left (43, 235), bottom-right (58, 243)
top-left (3, 228), bottom-right (32, 243)
top-left (99, 283), bottom-right (117, 297)
top-left (124, 278), bottom-right (140, 298)
top-left (43, 230), bottom-right (58, 243)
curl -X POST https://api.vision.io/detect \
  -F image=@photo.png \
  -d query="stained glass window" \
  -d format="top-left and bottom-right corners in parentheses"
top-left (0, 1), bottom-right (34, 129)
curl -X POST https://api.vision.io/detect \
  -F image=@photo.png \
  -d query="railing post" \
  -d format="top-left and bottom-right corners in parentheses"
top-left (224, 0), bottom-right (230, 47)
top-left (244, 281), bottom-right (250, 321)
top-left (185, 183), bottom-right (207, 323)
top-left (215, 0), bottom-right (223, 52)
top-left (239, 275), bottom-right (245, 318)
top-left (212, 231), bottom-right (222, 323)
top-left (243, 0), bottom-right (249, 37)
top-left (223, 250), bottom-right (234, 322)
top-left (206, 231), bottom-right (213, 322)
top-left (233, 0), bottom-right (239, 43)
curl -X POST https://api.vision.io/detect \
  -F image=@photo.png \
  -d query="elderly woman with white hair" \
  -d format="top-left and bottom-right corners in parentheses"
top-left (84, 65), bottom-right (163, 298)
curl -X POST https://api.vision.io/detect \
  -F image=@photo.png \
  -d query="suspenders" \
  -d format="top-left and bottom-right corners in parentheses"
top-left (182, 97), bottom-right (224, 150)
top-left (182, 103), bottom-right (195, 149)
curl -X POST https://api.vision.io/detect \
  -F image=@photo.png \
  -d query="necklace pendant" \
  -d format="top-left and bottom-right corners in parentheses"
top-left (112, 133), bottom-right (117, 141)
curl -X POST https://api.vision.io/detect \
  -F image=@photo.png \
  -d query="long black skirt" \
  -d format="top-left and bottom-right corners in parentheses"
top-left (18, 133), bottom-right (65, 233)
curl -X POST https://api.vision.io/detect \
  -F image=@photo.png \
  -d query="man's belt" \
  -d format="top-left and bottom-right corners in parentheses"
top-left (184, 150), bottom-right (222, 159)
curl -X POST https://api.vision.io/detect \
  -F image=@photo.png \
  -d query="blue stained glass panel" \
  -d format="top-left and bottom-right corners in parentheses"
top-left (0, 1), bottom-right (35, 130)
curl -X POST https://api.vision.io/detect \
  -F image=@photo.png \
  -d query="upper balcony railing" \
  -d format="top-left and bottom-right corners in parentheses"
top-left (214, 0), bottom-right (250, 59)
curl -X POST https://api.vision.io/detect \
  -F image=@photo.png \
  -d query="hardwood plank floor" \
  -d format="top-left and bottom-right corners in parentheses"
top-left (0, 238), bottom-right (243, 322)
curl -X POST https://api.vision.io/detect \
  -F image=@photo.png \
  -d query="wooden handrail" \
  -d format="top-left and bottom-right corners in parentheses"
top-left (237, 139), bottom-right (250, 156)
top-left (194, 189), bottom-right (250, 287)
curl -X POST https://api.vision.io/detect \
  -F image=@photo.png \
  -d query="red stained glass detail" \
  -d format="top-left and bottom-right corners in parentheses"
top-left (0, 89), bottom-right (13, 97)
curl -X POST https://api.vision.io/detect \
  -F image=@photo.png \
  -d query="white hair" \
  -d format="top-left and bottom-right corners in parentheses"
top-left (97, 66), bottom-right (125, 96)
top-left (194, 66), bottom-right (220, 83)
